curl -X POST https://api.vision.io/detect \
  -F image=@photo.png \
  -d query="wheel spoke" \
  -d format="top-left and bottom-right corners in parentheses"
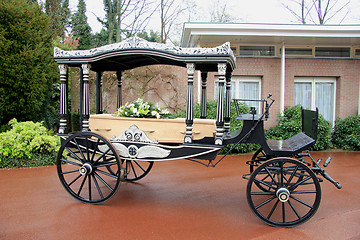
top-left (264, 166), bottom-right (278, 187)
top-left (77, 174), bottom-right (87, 196)
top-left (288, 199), bottom-right (301, 220)
top-left (267, 199), bottom-right (280, 219)
top-left (64, 147), bottom-right (84, 163)
top-left (60, 158), bottom-right (82, 167)
top-left (94, 172), bottom-right (114, 192)
top-left (94, 148), bottom-right (112, 164)
top-left (96, 161), bottom-right (118, 168)
top-left (74, 138), bottom-right (87, 161)
top-left (128, 162), bottom-right (138, 179)
top-left (251, 191), bottom-right (275, 195)
top-left (61, 169), bottom-right (80, 175)
top-left (96, 169), bottom-right (119, 179)
top-left (254, 177), bottom-right (277, 190)
top-left (289, 176), bottom-right (312, 191)
top-left (286, 165), bottom-right (299, 187)
top-left (255, 196), bottom-right (277, 209)
top-left (68, 174), bottom-right (82, 187)
top-left (282, 202), bottom-right (286, 223)
top-left (90, 139), bottom-right (101, 163)
top-left (290, 195), bottom-right (313, 209)
top-left (92, 174), bottom-right (104, 200)
top-left (88, 174), bottom-right (92, 201)
top-left (291, 190), bottom-right (317, 194)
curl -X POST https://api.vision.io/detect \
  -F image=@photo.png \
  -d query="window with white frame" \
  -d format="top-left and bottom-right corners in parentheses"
top-left (215, 76), bottom-right (261, 111)
top-left (294, 77), bottom-right (336, 124)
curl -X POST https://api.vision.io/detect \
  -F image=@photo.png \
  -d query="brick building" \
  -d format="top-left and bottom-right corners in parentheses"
top-left (181, 23), bottom-right (360, 127)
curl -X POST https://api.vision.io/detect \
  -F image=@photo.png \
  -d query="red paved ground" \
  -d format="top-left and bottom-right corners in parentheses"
top-left (0, 151), bottom-right (359, 240)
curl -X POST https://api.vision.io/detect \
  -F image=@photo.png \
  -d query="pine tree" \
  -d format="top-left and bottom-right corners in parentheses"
top-left (45, 0), bottom-right (71, 37)
top-left (71, 0), bottom-right (92, 50)
top-left (0, 0), bottom-right (58, 127)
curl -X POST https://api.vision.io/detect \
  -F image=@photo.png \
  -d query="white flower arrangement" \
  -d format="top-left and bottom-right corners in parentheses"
top-left (114, 98), bottom-right (170, 119)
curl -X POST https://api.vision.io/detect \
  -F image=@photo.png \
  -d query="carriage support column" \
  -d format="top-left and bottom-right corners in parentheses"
top-left (58, 64), bottom-right (68, 134)
top-left (116, 71), bottom-right (123, 109)
top-left (224, 72), bottom-right (232, 135)
top-left (200, 72), bottom-right (208, 119)
top-left (215, 63), bottom-right (227, 145)
top-left (95, 71), bottom-right (103, 114)
top-left (184, 63), bottom-right (195, 143)
top-left (81, 64), bottom-right (91, 131)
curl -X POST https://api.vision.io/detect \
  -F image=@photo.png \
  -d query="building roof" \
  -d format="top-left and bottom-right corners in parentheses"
top-left (181, 23), bottom-right (360, 47)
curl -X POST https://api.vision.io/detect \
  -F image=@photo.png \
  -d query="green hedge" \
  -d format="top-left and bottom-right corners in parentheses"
top-left (174, 101), bottom-right (259, 154)
top-left (265, 105), bottom-right (332, 151)
top-left (332, 115), bottom-right (360, 151)
top-left (0, 119), bottom-right (60, 168)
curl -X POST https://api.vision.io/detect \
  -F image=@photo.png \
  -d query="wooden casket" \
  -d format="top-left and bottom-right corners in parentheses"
top-left (89, 114), bottom-right (216, 143)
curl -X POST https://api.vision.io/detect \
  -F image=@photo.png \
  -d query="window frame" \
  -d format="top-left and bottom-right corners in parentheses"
top-left (294, 77), bottom-right (337, 124)
top-left (239, 45), bottom-right (276, 57)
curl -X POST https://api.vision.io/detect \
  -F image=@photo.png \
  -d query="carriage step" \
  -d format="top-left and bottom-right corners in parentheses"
top-left (323, 157), bottom-right (332, 167)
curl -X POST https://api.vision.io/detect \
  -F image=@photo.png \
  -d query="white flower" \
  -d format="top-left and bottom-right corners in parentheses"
top-left (151, 111), bottom-right (157, 116)
top-left (132, 108), bottom-right (138, 113)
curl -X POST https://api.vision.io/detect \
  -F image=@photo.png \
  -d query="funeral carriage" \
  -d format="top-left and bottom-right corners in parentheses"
top-left (53, 37), bottom-right (341, 227)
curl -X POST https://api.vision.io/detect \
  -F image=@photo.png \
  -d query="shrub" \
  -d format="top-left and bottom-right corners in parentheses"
top-left (174, 101), bottom-right (259, 154)
top-left (0, 119), bottom-right (60, 168)
top-left (266, 105), bottom-right (332, 151)
top-left (332, 115), bottom-right (360, 151)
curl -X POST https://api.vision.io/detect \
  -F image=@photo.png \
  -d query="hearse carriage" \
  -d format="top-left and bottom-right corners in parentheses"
top-left (53, 37), bottom-right (341, 227)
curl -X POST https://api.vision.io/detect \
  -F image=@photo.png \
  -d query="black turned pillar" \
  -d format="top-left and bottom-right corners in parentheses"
top-left (116, 71), bottom-right (122, 109)
top-left (58, 64), bottom-right (68, 134)
top-left (81, 64), bottom-right (90, 131)
top-left (95, 71), bottom-right (103, 114)
top-left (215, 63), bottom-right (227, 145)
top-left (224, 72), bottom-right (232, 135)
top-left (200, 71), bottom-right (208, 119)
top-left (184, 63), bottom-right (195, 143)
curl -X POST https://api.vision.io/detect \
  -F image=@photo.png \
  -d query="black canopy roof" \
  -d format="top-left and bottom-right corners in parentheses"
top-left (53, 37), bottom-right (236, 72)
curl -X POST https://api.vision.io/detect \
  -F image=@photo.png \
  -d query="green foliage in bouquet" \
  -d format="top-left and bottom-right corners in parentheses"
top-left (114, 98), bottom-right (170, 118)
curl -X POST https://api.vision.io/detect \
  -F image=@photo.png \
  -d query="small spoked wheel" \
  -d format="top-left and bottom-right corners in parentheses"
top-left (124, 160), bottom-right (153, 182)
top-left (248, 148), bottom-right (272, 173)
top-left (247, 158), bottom-right (321, 227)
top-left (57, 132), bottom-right (122, 204)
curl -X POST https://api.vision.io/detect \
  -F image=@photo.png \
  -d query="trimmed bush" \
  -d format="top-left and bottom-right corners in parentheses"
top-left (0, 119), bottom-right (60, 168)
top-left (174, 101), bottom-right (259, 154)
top-left (332, 115), bottom-right (360, 151)
top-left (266, 105), bottom-right (332, 151)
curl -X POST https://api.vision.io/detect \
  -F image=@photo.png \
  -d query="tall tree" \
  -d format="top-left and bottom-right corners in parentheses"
top-left (283, 0), bottom-right (350, 24)
top-left (160, 0), bottom-right (195, 43)
top-left (71, 0), bottom-right (92, 50)
top-left (44, 0), bottom-right (71, 37)
top-left (0, 0), bottom-right (58, 127)
top-left (99, 0), bottom-right (156, 44)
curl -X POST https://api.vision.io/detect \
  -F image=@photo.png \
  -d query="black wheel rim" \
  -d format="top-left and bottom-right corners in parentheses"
top-left (57, 132), bottom-right (121, 204)
top-left (247, 158), bottom-right (321, 227)
top-left (124, 160), bottom-right (153, 182)
top-left (249, 148), bottom-right (270, 173)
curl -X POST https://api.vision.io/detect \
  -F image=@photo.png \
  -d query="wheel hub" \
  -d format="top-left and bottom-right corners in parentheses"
top-left (79, 163), bottom-right (93, 175)
top-left (276, 187), bottom-right (290, 202)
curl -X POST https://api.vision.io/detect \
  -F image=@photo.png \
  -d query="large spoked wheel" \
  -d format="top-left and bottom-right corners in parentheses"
top-left (124, 160), bottom-right (153, 182)
top-left (247, 158), bottom-right (321, 227)
top-left (57, 132), bottom-right (122, 204)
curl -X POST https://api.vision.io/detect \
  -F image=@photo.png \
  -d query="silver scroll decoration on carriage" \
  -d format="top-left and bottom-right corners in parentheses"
top-left (99, 125), bottom-right (171, 159)
top-left (54, 37), bottom-right (234, 59)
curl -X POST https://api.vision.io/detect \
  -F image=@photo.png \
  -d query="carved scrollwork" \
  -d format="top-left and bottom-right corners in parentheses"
top-left (54, 37), bottom-right (234, 59)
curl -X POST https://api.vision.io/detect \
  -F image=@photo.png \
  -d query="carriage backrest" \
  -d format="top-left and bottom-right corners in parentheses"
top-left (302, 108), bottom-right (318, 140)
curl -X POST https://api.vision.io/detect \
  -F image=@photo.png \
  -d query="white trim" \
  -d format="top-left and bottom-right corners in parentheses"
top-left (280, 43), bottom-right (285, 114)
